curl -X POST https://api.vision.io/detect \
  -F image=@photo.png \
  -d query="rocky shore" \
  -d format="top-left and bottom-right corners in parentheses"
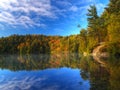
top-left (92, 43), bottom-right (109, 58)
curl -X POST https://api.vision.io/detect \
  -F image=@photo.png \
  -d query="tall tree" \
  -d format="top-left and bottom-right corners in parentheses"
top-left (87, 5), bottom-right (101, 43)
top-left (87, 5), bottom-right (98, 28)
top-left (105, 0), bottom-right (120, 55)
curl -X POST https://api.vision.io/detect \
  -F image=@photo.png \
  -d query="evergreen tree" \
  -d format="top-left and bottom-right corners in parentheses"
top-left (87, 5), bottom-right (98, 28)
top-left (87, 5), bottom-right (101, 43)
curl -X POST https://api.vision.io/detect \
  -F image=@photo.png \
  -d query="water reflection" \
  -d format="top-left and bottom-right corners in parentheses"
top-left (0, 54), bottom-right (81, 71)
top-left (0, 54), bottom-right (120, 90)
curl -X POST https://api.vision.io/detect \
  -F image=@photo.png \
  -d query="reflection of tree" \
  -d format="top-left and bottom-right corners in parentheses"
top-left (88, 56), bottom-right (120, 90)
top-left (0, 53), bottom-right (81, 71)
top-left (109, 66), bottom-right (120, 90)
top-left (90, 66), bottom-right (109, 90)
top-left (105, 57), bottom-right (120, 90)
top-left (79, 56), bottom-right (90, 80)
top-left (0, 54), bottom-right (50, 71)
top-left (49, 53), bottom-right (81, 68)
top-left (79, 56), bottom-right (110, 90)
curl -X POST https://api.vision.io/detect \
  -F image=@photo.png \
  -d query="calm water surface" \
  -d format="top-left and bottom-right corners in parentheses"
top-left (0, 54), bottom-right (120, 90)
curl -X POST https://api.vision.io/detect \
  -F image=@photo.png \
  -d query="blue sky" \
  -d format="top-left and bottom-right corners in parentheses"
top-left (0, 0), bottom-right (109, 37)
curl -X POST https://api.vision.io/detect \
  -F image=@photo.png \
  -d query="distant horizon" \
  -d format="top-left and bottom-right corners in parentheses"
top-left (0, 0), bottom-right (109, 37)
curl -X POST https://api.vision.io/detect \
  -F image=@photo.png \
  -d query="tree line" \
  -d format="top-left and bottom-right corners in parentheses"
top-left (0, 34), bottom-right (81, 54)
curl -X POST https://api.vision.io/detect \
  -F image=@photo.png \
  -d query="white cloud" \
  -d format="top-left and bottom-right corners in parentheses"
top-left (0, 12), bottom-right (15, 24)
top-left (0, 0), bottom-right (55, 28)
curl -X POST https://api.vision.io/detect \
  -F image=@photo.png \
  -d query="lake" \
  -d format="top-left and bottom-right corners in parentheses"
top-left (0, 53), bottom-right (120, 90)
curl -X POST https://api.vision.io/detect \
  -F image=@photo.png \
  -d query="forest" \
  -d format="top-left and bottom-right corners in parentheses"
top-left (0, 34), bottom-right (81, 54)
top-left (0, 0), bottom-right (120, 56)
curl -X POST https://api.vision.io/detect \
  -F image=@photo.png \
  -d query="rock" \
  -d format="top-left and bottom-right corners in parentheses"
top-left (92, 43), bottom-right (109, 58)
